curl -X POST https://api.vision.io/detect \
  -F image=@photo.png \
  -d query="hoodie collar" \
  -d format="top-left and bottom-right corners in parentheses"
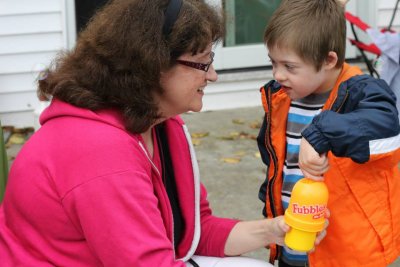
top-left (40, 99), bottom-right (126, 131)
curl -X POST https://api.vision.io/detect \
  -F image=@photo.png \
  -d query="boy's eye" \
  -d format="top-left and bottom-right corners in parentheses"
top-left (285, 64), bottom-right (295, 70)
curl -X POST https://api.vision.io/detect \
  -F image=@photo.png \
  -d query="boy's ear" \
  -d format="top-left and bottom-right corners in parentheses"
top-left (324, 51), bottom-right (338, 70)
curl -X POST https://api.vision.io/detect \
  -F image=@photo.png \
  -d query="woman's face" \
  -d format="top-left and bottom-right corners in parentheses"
top-left (157, 45), bottom-right (217, 118)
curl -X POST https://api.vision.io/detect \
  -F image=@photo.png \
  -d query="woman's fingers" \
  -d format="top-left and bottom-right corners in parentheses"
top-left (315, 220), bottom-right (329, 245)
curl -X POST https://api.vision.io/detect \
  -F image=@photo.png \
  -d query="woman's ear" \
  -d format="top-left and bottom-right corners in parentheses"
top-left (337, 0), bottom-right (349, 7)
top-left (324, 51), bottom-right (338, 70)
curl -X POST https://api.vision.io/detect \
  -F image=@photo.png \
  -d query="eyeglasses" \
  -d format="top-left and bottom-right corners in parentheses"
top-left (176, 52), bottom-right (215, 72)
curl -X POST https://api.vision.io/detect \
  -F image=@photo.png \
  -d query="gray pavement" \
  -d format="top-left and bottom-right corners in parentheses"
top-left (5, 106), bottom-right (400, 266)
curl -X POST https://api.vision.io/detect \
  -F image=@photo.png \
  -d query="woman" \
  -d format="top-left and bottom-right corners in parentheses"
top-left (0, 0), bottom-right (326, 266)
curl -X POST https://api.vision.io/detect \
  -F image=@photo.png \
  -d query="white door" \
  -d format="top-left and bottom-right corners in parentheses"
top-left (210, 0), bottom-right (365, 71)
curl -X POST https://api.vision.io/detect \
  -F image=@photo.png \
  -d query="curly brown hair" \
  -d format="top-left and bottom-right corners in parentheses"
top-left (38, 0), bottom-right (224, 133)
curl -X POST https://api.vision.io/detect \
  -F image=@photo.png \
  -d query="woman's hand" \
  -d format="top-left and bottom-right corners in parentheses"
top-left (224, 211), bottom-right (329, 256)
top-left (224, 216), bottom-right (290, 256)
top-left (265, 216), bottom-right (290, 247)
top-left (299, 137), bottom-right (329, 180)
top-left (310, 209), bottom-right (330, 252)
top-left (273, 210), bottom-right (329, 251)
top-left (315, 220), bottom-right (329, 245)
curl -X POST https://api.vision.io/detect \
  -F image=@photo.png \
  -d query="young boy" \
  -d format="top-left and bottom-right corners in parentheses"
top-left (257, 0), bottom-right (400, 266)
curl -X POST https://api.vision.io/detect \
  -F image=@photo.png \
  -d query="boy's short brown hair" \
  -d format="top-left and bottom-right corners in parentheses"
top-left (264, 0), bottom-right (346, 70)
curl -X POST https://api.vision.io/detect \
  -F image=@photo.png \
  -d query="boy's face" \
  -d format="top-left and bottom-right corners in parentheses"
top-left (268, 45), bottom-right (332, 100)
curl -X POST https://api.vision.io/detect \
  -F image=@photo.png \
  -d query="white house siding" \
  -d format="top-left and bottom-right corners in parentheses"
top-left (377, 0), bottom-right (400, 31)
top-left (0, 0), bottom-right (67, 128)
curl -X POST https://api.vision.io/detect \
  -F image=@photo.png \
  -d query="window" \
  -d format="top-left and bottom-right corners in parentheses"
top-left (211, 0), bottom-right (360, 71)
top-left (224, 0), bottom-right (281, 47)
top-left (75, 0), bottom-right (109, 33)
top-left (66, 0), bottom-right (363, 71)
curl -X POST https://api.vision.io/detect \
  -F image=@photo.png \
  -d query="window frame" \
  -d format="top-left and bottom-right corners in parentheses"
top-left (210, 0), bottom-right (368, 71)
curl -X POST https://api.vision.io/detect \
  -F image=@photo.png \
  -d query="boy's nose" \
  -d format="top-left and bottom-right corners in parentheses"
top-left (273, 68), bottom-right (286, 83)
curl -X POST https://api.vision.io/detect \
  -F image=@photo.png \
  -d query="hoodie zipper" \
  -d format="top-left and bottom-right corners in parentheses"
top-left (138, 139), bottom-right (176, 251)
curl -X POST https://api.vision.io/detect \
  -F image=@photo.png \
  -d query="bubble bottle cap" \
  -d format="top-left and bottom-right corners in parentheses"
top-left (284, 178), bottom-right (328, 232)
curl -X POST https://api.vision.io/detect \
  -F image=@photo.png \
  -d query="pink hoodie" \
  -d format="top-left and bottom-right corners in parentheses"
top-left (0, 99), bottom-right (238, 266)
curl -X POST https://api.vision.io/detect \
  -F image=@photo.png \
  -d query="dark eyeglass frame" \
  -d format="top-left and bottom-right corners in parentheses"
top-left (176, 52), bottom-right (215, 72)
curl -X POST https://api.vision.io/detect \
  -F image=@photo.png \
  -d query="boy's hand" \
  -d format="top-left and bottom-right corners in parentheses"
top-left (299, 137), bottom-right (329, 180)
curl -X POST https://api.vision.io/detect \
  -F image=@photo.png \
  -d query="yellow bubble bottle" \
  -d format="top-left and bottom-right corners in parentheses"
top-left (284, 178), bottom-right (329, 252)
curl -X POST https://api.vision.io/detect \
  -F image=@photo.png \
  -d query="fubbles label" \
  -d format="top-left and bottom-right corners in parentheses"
top-left (292, 203), bottom-right (326, 219)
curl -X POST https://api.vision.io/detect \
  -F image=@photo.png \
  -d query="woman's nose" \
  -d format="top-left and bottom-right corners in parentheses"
top-left (206, 64), bottom-right (218, 82)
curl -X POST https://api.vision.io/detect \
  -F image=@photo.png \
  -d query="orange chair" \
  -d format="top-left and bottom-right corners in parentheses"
top-left (345, 0), bottom-right (399, 78)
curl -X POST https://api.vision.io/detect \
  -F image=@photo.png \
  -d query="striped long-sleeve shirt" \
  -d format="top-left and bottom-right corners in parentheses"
top-left (281, 91), bottom-right (330, 266)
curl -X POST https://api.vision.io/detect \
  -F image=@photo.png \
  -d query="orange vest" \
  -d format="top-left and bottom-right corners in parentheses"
top-left (260, 63), bottom-right (400, 266)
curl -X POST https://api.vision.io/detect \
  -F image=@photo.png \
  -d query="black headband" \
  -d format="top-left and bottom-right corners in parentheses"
top-left (162, 0), bottom-right (183, 37)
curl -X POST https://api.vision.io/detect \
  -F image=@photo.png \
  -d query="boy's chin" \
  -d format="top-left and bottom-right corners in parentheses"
top-left (286, 91), bottom-right (307, 101)
top-left (285, 92), bottom-right (299, 101)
